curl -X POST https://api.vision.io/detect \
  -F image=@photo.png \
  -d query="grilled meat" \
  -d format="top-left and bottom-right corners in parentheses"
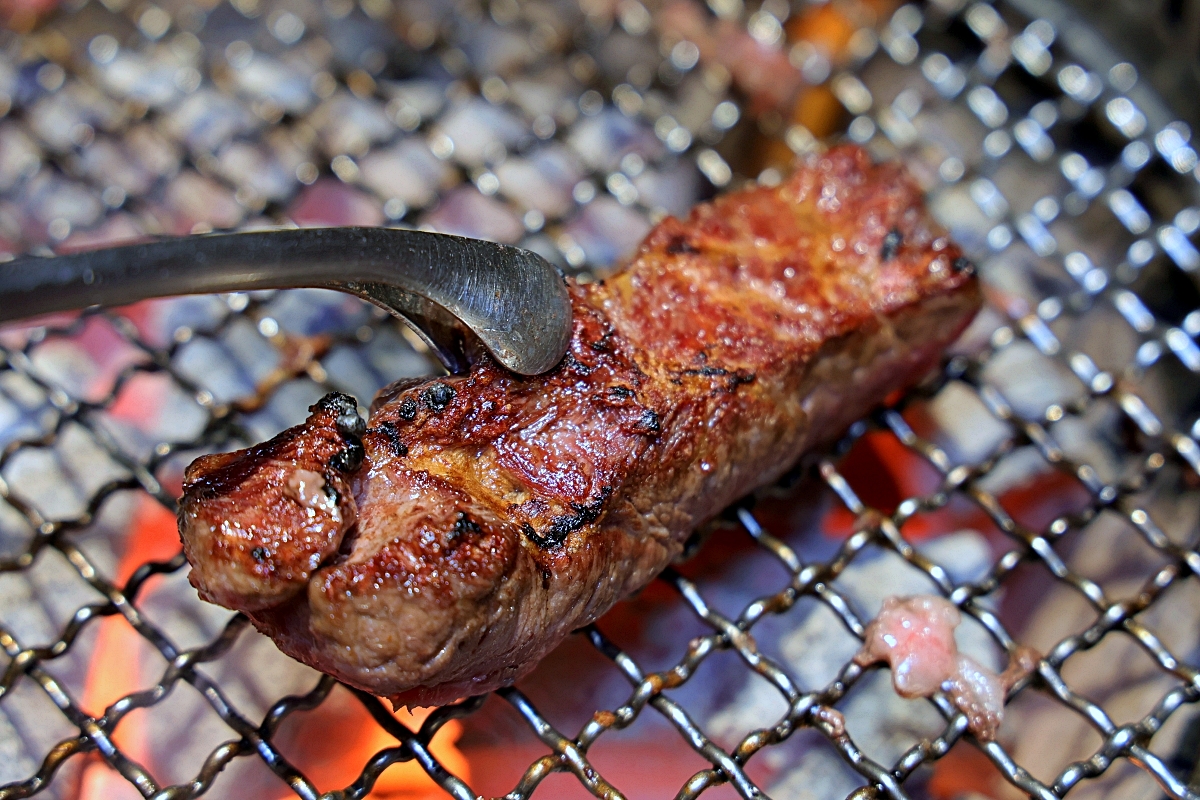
top-left (180, 145), bottom-right (981, 706)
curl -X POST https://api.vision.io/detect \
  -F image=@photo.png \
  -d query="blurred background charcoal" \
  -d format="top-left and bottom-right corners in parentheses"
top-left (2, 0), bottom-right (1200, 798)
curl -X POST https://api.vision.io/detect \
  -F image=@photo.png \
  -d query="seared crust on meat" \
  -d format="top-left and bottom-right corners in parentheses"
top-left (179, 146), bottom-right (982, 706)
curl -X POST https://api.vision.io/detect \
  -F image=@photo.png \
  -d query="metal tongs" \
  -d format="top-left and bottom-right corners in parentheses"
top-left (0, 228), bottom-right (573, 375)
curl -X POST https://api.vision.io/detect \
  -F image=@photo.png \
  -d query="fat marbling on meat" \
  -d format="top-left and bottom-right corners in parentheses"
top-left (179, 145), bottom-right (982, 706)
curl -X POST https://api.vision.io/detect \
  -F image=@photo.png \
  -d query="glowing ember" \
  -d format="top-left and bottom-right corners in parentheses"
top-left (77, 496), bottom-right (469, 798)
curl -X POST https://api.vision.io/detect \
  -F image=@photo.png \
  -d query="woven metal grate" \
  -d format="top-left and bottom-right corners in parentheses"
top-left (1, 0), bottom-right (1200, 798)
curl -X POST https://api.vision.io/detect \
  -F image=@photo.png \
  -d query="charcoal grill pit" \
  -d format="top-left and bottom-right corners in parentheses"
top-left (2, 0), bottom-right (1200, 798)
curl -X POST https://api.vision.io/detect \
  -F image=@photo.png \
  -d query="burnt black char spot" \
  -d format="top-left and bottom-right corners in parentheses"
top-left (563, 352), bottom-right (595, 376)
top-left (522, 522), bottom-right (546, 548)
top-left (666, 235), bottom-right (700, 255)
top-left (317, 392), bottom-right (358, 418)
top-left (330, 441), bottom-right (364, 472)
top-left (251, 546), bottom-right (268, 562)
top-left (452, 511), bottom-right (481, 539)
top-left (522, 487), bottom-right (613, 549)
top-left (335, 408), bottom-right (366, 438)
top-left (375, 421), bottom-right (408, 457)
top-left (952, 256), bottom-right (975, 274)
top-left (589, 331), bottom-right (614, 352)
top-left (685, 366), bottom-right (728, 377)
top-left (679, 366), bottom-right (756, 392)
top-left (398, 397), bottom-right (418, 421)
top-left (422, 382), bottom-right (455, 412)
top-left (317, 392), bottom-right (367, 472)
top-left (880, 228), bottom-right (903, 261)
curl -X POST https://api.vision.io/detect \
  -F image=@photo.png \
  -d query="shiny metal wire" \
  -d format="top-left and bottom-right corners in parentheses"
top-left (2, 0), bottom-right (1200, 798)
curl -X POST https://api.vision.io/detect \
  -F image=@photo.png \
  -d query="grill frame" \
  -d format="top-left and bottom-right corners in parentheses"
top-left (1, 0), bottom-right (1200, 798)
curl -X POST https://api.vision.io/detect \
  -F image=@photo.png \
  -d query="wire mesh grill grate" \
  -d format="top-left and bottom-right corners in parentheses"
top-left (1, 0), bottom-right (1200, 798)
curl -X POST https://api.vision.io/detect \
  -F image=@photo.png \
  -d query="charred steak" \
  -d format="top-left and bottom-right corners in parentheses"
top-left (179, 146), bottom-right (981, 706)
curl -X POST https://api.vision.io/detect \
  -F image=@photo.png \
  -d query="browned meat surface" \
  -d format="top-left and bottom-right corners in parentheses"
top-left (179, 146), bottom-right (982, 706)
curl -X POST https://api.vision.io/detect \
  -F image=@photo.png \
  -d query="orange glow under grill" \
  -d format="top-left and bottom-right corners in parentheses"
top-left (78, 495), bottom-right (469, 799)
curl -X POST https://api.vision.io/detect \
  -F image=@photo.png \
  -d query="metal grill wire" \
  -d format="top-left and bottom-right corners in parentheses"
top-left (0, 0), bottom-right (1199, 797)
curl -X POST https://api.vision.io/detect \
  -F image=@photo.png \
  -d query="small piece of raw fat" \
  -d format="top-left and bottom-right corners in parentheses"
top-left (854, 594), bottom-right (1036, 740)
top-left (285, 469), bottom-right (336, 515)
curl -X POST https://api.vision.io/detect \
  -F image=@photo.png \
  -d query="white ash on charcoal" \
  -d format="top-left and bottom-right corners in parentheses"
top-left (458, 25), bottom-right (537, 84)
top-left (161, 89), bottom-right (257, 155)
top-left (225, 51), bottom-right (316, 116)
top-left (0, 371), bottom-right (55, 455)
top-left (358, 138), bottom-right (456, 212)
top-left (75, 570), bottom-right (328, 800)
top-left (75, 140), bottom-right (157, 199)
top-left (561, 196), bottom-right (653, 270)
top-left (428, 98), bottom-right (528, 169)
top-left (164, 171), bottom-right (245, 232)
top-left (286, 179), bottom-right (385, 228)
top-left (0, 494), bottom-right (136, 800)
top-left (379, 79), bottom-right (446, 125)
top-left (630, 161), bottom-right (703, 218)
top-left (922, 379), bottom-right (1011, 468)
top-left (212, 141), bottom-right (299, 206)
top-left (25, 84), bottom-right (122, 158)
top-left (566, 108), bottom-right (665, 174)
top-left (926, 337), bottom-right (1127, 493)
top-left (493, 145), bottom-right (586, 219)
top-left (18, 172), bottom-right (104, 241)
top-left (1048, 403), bottom-right (1130, 486)
top-left (3, 424), bottom-right (130, 529)
top-left (307, 92), bottom-right (397, 159)
top-left (0, 678), bottom-right (79, 800)
top-left (980, 340), bottom-right (1087, 420)
top-left (1005, 509), bottom-right (1200, 800)
top-left (0, 124), bottom-right (43, 194)
top-left (421, 185), bottom-right (526, 243)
